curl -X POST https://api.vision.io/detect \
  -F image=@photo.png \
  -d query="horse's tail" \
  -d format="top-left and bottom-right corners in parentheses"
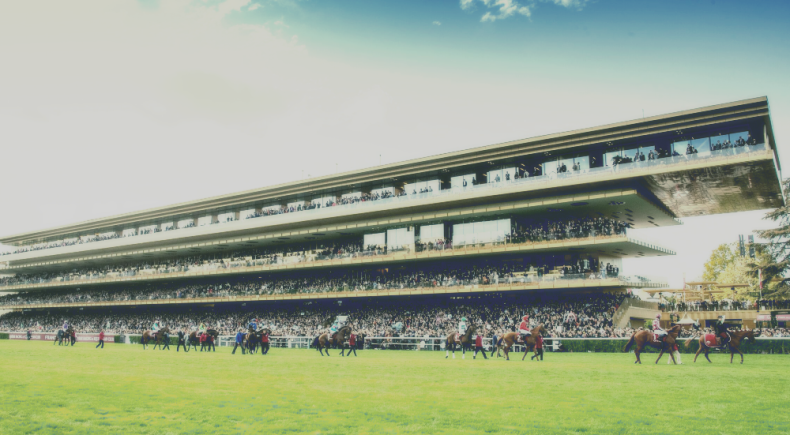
top-left (684, 336), bottom-right (695, 348)
top-left (311, 336), bottom-right (318, 348)
top-left (623, 334), bottom-right (636, 352)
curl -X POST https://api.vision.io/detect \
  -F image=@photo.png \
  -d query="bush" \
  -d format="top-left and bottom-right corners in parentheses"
top-left (0, 333), bottom-right (8, 340)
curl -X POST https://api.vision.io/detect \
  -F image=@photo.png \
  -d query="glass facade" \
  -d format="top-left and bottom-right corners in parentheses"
top-left (451, 174), bottom-right (476, 190)
top-left (364, 233), bottom-right (386, 249)
top-left (387, 227), bottom-right (415, 252)
top-left (452, 219), bottom-right (510, 246)
top-left (419, 223), bottom-right (445, 242)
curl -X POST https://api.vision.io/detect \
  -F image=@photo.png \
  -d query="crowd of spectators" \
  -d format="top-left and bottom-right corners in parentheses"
top-left (661, 298), bottom-right (790, 312)
top-left (0, 260), bottom-right (627, 307)
top-left (507, 217), bottom-right (629, 243)
top-left (0, 292), bottom-right (644, 339)
top-left (1, 216), bottom-right (631, 288)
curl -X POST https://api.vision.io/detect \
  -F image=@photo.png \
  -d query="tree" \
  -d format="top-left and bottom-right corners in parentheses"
top-left (754, 178), bottom-right (790, 299)
top-left (701, 243), bottom-right (762, 301)
top-left (702, 243), bottom-right (738, 282)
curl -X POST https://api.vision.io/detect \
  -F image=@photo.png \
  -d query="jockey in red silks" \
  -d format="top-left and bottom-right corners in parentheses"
top-left (519, 315), bottom-right (532, 341)
top-left (653, 313), bottom-right (667, 341)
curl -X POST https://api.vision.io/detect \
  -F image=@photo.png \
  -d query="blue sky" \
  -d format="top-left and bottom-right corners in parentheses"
top-left (0, 0), bottom-right (788, 287)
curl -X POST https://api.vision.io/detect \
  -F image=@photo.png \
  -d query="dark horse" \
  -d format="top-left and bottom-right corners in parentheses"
top-left (245, 329), bottom-right (260, 354)
top-left (685, 329), bottom-right (758, 364)
top-left (186, 329), bottom-right (219, 352)
top-left (141, 327), bottom-right (171, 350)
top-left (314, 325), bottom-right (352, 356)
top-left (623, 325), bottom-right (683, 364)
top-left (445, 325), bottom-right (476, 359)
top-left (54, 327), bottom-right (74, 346)
top-left (493, 325), bottom-right (547, 361)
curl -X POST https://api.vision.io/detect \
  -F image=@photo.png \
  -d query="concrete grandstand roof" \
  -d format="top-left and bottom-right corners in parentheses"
top-left (0, 96), bottom-right (775, 245)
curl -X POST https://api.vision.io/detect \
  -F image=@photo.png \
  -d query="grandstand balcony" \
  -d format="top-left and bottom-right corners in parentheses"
top-left (0, 230), bottom-right (673, 292)
top-left (0, 188), bottom-right (674, 273)
top-left (0, 273), bottom-right (667, 311)
top-left (0, 98), bottom-right (781, 268)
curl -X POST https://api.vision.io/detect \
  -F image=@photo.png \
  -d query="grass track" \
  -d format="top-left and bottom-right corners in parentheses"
top-left (0, 341), bottom-right (788, 434)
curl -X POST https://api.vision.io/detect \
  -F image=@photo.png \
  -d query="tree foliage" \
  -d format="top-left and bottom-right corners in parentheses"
top-left (701, 243), bottom-right (761, 300)
top-left (754, 178), bottom-right (790, 299)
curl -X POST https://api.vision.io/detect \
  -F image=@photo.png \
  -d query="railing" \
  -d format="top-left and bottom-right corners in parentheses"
top-left (89, 333), bottom-right (790, 354)
top-left (0, 231), bottom-right (672, 290)
top-left (0, 143), bottom-right (768, 260)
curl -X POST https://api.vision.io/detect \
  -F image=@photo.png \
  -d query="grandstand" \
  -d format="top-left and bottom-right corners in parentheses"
top-left (0, 97), bottom-right (783, 339)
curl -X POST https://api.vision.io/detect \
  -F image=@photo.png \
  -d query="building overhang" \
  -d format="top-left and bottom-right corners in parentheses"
top-left (0, 96), bottom-right (777, 245)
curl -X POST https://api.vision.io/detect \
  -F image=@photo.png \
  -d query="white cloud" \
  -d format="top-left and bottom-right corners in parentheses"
top-left (432, 21), bottom-right (442, 26)
top-left (463, 0), bottom-right (531, 22)
top-left (464, 0), bottom-right (588, 22)
top-left (248, 3), bottom-right (262, 11)
top-left (545, 0), bottom-right (589, 9)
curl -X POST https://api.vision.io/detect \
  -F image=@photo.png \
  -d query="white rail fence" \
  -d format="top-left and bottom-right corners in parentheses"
top-left (119, 334), bottom-right (790, 353)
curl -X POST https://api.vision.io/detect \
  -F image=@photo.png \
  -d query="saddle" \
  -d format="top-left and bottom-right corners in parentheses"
top-left (704, 333), bottom-right (729, 348)
top-left (454, 333), bottom-right (461, 342)
top-left (652, 333), bottom-right (666, 344)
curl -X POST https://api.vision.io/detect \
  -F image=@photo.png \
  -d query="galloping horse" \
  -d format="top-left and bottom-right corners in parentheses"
top-left (141, 327), bottom-right (171, 350)
top-left (493, 325), bottom-right (546, 361)
top-left (314, 325), bottom-right (352, 356)
top-left (623, 324), bottom-right (683, 364)
top-left (445, 325), bottom-right (476, 359)
top-left (685, 329), bottom-right (758, 364)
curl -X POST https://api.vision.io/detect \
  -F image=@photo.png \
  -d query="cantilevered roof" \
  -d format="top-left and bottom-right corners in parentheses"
top-left (0, 96), bottom-right (776, 245)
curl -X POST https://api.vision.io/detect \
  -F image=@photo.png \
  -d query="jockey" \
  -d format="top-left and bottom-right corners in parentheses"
top-left (458, 317), bottom-right (468, 336)
top-left (329, 321), bottom-right (339, 338)
top-left (248, 318), bottom-right (258, 332)
top-left (151, 320), bottom-right (160, 334)
top-left (519, 315), bottom-right (532, 341)
top-left (199, 322), bottom-right (207, 335)
top-left (714, 315), bottom-right (731, 347)
top-left (653, 313), bottom-right (667, 341)
top-left (62, 321), bottom-right (69, 331)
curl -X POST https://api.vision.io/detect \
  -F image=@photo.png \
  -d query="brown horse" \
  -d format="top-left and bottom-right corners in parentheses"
top-left (493, 325), bottom-right (546, 361)
top-left (186, 329), bottom-right (219, 352)
top-left (445, 325), bottom-right (476, 359)
top-left (314, 325), bottom-right (352, 356)
top-left (685, 329), bottom-right (758, 364)
top-left (623, 325), bottom-right (683, 364)
top-left (141, 327), bottom-right (170, 350)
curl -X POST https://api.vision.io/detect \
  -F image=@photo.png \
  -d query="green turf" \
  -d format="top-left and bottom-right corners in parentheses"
top-left (0, 341), bottom-right (788, 434)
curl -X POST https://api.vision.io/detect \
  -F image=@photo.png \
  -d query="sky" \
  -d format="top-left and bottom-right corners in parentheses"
top-left (0, 0), bottom-right (789, 287)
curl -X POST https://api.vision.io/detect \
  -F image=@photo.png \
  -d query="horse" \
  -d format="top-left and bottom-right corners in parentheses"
top-left (54, 327), bottom-right (74, 346)
top-left (314, 325), bottom-right (352, 356)
top-left (685, 329), bottom-right (758, 364)
top-left (245, 329), bottom-right (260, 355)
top-left (493, 325), bottom-right (546, 361)
top-left (186, 329), bottom-right (219, 352)
top-left (141, 327), bottom-right (171, 350)
top-left (623, 324), bottom-right (683, 364)
top-left (445, 325), bottom-right (476, 359)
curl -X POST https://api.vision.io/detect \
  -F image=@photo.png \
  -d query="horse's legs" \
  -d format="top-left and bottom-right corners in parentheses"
top-left (736, 347), bottom-right (744, 364)
top-left (693, 346), bottom-right (703, 363)
top-left (655, 348), bottom-right (665, 364)
top-left (704, 348), bottom-right (712, 363)
top-left (668, 349), bottom-right (676, 365)
top-left (634, 345), bottom-right (641, 364)
top-left (729, 346), bottom-right (734, 364)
